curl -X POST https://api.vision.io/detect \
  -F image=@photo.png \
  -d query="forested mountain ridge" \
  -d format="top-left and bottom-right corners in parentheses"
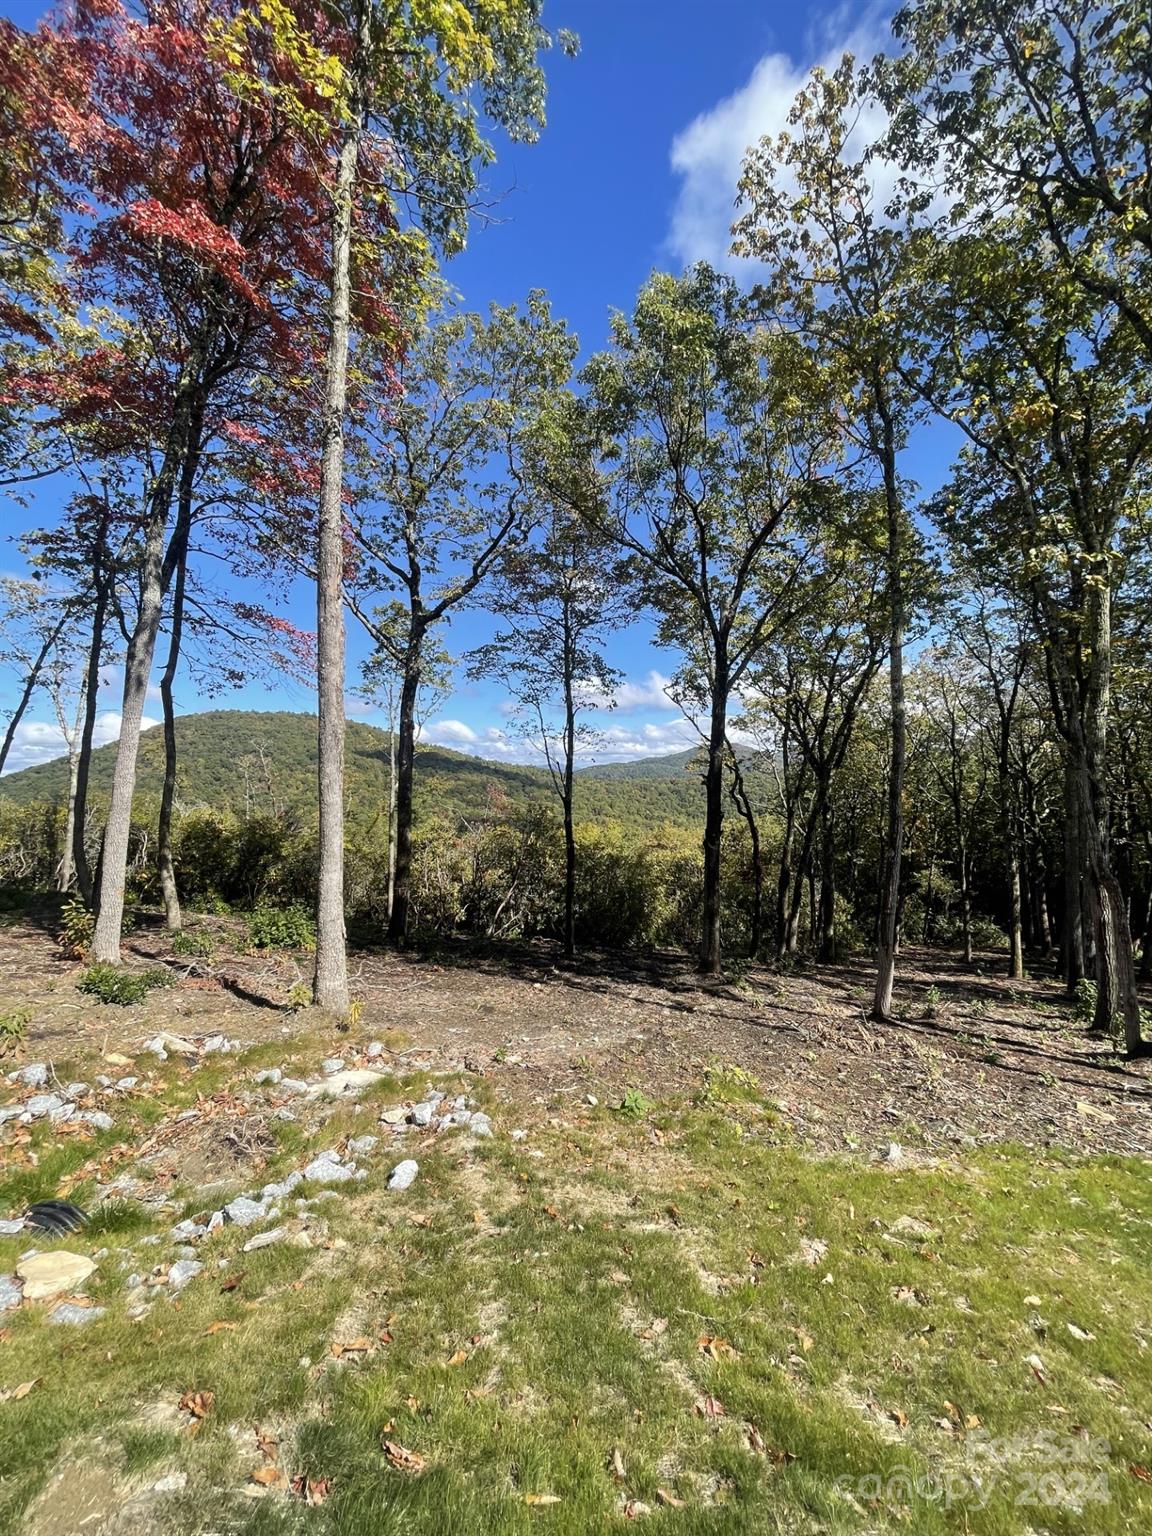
top-left (0, 710), bottom-right (715, 830)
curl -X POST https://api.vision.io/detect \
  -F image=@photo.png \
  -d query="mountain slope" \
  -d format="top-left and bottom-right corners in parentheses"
top-left (0, 710), bottom-right (709, 831)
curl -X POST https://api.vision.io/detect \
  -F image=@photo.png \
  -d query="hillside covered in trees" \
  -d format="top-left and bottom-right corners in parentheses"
top-left (0, 711), bottom-right (712, 830)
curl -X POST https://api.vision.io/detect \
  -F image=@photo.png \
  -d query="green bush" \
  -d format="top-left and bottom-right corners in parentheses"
top-left (247, 903), bottom-right (316, 950)
top-left (171, 927), bottom-right (214, 959)
top-left (77, 964), bottom-right (174, 1006)
top-left (1073, 976), bottom-right (1099, 1024)
top-left (0, 1006), bottom-right (30, 1055)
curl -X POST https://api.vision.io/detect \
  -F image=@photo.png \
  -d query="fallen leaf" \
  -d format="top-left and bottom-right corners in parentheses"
top-left (697, 1335), bottom-right (739, 1361)
top-left (255, 1426), bottom-right (279, 1462)
top-left (1076, 1101), bottom-right (1116, 1124)
top-left (382, 1439), bottom-right (425, 1474)
top-left (290, 1474), bottom-right (332, 1505)
top-left (205, 1321), bottom-right (237, 1336)
top-left (693, 1394), bottom-right (725, 1418)
top-left (445, 1349), bottom-right (469, 1367)
top-left (219, 1272), bottom-right (246, 1294)
top-left (789, 1326), bottom-right (815, 1352)
top-left (331, 1337), bottom-right (374, 1359)
top-left (250, 1466), bottom-right (285, 1489)
top-left (0, 1378), bottom-right (39, 1403)
top-left (1130, 1465), bottom-right (1152, 1485)
top-left (524, 1493), bottom-right (562, 1505)
top-left (610, 1447), bottom-right (626, 1481)
top-left (656, 1487), bottom-right (685, 1508)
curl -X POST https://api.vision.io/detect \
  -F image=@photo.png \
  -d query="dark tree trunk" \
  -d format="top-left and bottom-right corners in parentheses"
top-left (562, 668), bottom-right (576, 961)
top-left (872, 392), bottom-right (906, 1021)
top-left (699, 679), bottom-right (728, 976)
top-left (0, 616), bottom-right (66, 777)
top-left (1062, 754), bottom-right (1085, 993)
top-left (727, 749), bottom-right (762, 960)
top-left (387, 650), bottom-right (421, 947)
top-left (817, 791), bottom-right (837, 961)
top-left (157, 438), bottom-right (198, 930)
top-left (72, 558), bottom-right (111, 904)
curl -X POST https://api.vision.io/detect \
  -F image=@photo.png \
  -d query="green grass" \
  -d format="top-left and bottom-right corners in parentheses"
top-left (1, 1062), bottom-right (1151, 1534)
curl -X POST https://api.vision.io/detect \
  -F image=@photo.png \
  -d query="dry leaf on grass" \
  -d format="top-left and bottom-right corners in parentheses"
top-left (290, 1474), bottom-right (332, 1505)
top-left (524, 1493), bottom-right (561, 1505)
top-left (693, 1394), bottom-right (725, 1418)
top-left (656, 1487), bottom-right (685, 1508)
top-left (382, 1439), bottom-right (425, 1474)
top-left (697, 1335), bottom-right (739, 1361)
top-left (205, 1321), bottom-right (237, 1336)
top-left (445, 1349), bottom-right (469, 1367)
top-left (330, 1337), bottom-right (374, 1359)
top-left (610, 1447), bottom-right (626, 1481)
top-left (250, 1466), bottom-right (286, 1489)
top-left (0, 1379), bottom-right (39, 1403)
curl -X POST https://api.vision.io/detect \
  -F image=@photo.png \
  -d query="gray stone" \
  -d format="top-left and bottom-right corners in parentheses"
top-left (95, 1074), bottom-right (113, 1088)
top-left (409, 1102), bottom-right (436, 1128)
top-left (243, 1227), bottom-right (285, 1252)
top-left (0, 1106), bottom-right (22, 1124)
top-left (201, 1036), bottom-right (229, 1054)
top-left (883, 1141), bottom-right (904, 1164)
top-left (8, 1063), bottom-right (48, 1087)
top-left (174, 1245), bottom-right (198, 1261)
top-left (77, 1109), bottom-right (114, 1132)
top-left (306, 1068), bottom-right (387, 1100)
top-left (470, 1114), bottom-right (493, 1138)
top-left (170, 1220), bottom-right (205, 1241)
top-left (302, 1152), bottom-right (355, 1185)
top-left (49, 1302), bottom-right (106, 1325)
top-left (206, 1210), bottom-right (225, 1233)
top-left (347, 1134), bottom-right (378, 1156)
top-left (388, 1159), bottom-right (419, 1192)
top-left (280, 1078), bottom-right (310, 1095)
top-left (152, 1473), bottom-right (187, 1494)
top-left (23, 1093), bottom-right (64, 1120)
top-left (260, 1171), bottom-right (303, 1201)
top-left (47, 1101), bottom-right (77, 1123)
top-left (126, 1272), bottom-right (141, 1287)
top-left (116, 1077), bottom-right (138, 1090)
top-left (365, 1041), bottom-right (385, 1058)
top-left (321, 1058), bottom-right (346, 1074)
top-left (0, 1274), bottom-right (22, 1310)
top-left (224, 1197), bottom-right (268, 1228)
top-left (167, 1259), bottom-right (203, 1290)
top-left (254, 1067), bottom-right (282, 1085)
top-left (0, 1218), bottom-right (25, 1236)
top-left (64, 1082), bottom-right (89, 1099)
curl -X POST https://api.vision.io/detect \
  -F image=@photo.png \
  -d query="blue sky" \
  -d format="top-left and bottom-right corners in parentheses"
top-left (2, 0), bottom-right (956, 772)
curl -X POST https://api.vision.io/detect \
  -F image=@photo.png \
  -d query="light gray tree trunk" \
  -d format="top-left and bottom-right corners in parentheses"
top-left (313, 29), bottom-right (368, 1012)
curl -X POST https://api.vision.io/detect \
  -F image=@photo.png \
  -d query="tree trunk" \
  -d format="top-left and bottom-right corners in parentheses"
top-left (91, 376), bottom-right (203, 962)
top-left (386, 719), bottom-right (398, 924)
top-left (387, 652), bottom-right (420, 947)
top-left (1140, 880), bottom-right (1152, 984)
top-left (727, 749), bottom-right (762, 960)
top-left (57, 697), bottom-right (84, 893)
top-left (1062, 753), bottom-right (1085, 992)
top-left (157, 445), bottom-right (197, 931)
top-left (817, 791), bottom-right (837, 962)
top-left (699, 681), bottom-right (727, 975)
top-left (872, 393), bottom-right (905, 1022)
top-left (0, 616), bottom-right (66, 777)
top-left (72, 559), bottom-right (111, 904)
top-left (312, 42), bottom-right (367, 1013)
top-left (562, 670), bottom-right (576, 961)
top-left (957, 829), bottom-right (973, 964)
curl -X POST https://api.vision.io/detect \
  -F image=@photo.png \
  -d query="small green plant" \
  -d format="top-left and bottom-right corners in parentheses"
top-left (58, 895), bottom-right (94, 959)
top-left (77, 964), bottom-right (174, 1007)
top-left (247, 904), bottom-right (316, 951)
top-left (171, 927), bottom-right (214, 959)
top-left (0, 1007), bottom-right (30, 1056)
top-left (922, 983), bottom-right (943, 1020)
top-left (1073, 976), bottom-right (1099, 1024)
top-left (616, 1088), bottom-right (654, 1119)
top-left (698, 1061), bottom-right (762, 1108)
top-left (286, 980), bottom-right (312, 1010)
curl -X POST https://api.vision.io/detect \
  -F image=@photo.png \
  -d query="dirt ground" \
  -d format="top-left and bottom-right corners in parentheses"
top-left (2, 906), bottom-right (1151, 1159)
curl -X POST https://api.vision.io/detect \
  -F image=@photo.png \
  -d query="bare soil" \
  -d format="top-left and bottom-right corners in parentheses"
top-left (2, 905), bottom-right (1151, 1158)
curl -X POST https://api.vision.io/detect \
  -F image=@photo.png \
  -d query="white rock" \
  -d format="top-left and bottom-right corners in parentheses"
top-left (64, 1082), bottom-right (89, 1098)
top-left (883, 1141), bottom-right (904, 1164)
top-left (77, 1109), bottom-right (114, 1132)
top-left (306, 1069), bottom-right (388, 1100)
top-left (23, 1093), bottom-right (65, 1120)
top-left (280, 1078), bottom-right (310, 1095)
top-left (365, 1041), bottom-right (385, 1058)
top-left (387, 1159), bottom-right (419, 1192)
top-left (347, 1135), bottom-right (378, 1156)
top-left (0, 1274), bottom-right (22, 1310)
top-left (8, 1063), bottom-right (48, 1087)
top-left (152, 1473), bottom-right (187, 1494)
top-left (321, 1058), bottom-right (346, 1074)
top-left (224, 1197), bottom-right (268, 1227)
top-left (116, 1077), bottom-right (138, 1090)
top-left (409, 1102), bottom-right (436, 1128)
top-left (243, 1227), bottom-right (285, 1252)
top-left (254, 1068), bottom-right (282, 1085)
top-left (167, 1259), bottom-right (203, 1290)
top-left (302, 1152), bottom-right (355, 1185)
top-left (16, 1250), bottom-right (97, 1301)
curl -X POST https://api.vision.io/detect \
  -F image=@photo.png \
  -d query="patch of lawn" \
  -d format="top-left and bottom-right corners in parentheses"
top-left (1, 1084), bottom-right (1150, 1534)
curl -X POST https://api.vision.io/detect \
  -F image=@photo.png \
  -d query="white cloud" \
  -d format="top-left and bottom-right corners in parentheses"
top-left (667, 6), bottom-right (893, 271)
top-left (577, 669), bottom-right (678, 714)
top-left (1, 712), bottom-right (160, 774)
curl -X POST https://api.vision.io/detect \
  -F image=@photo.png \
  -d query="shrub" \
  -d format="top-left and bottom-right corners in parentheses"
top-left (247, 903), bottom-right (316, 951)
top-left (77, 964), bottom-right (174, 1006)
top-left (59, 895), bottom-right (94, 959)
top-left (171, 927), bottom-right (214, 959)
top-left (0, 1007), bottom-right (30, 1056)
top-left (1073, 976), bottom-right (1099, 1024)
